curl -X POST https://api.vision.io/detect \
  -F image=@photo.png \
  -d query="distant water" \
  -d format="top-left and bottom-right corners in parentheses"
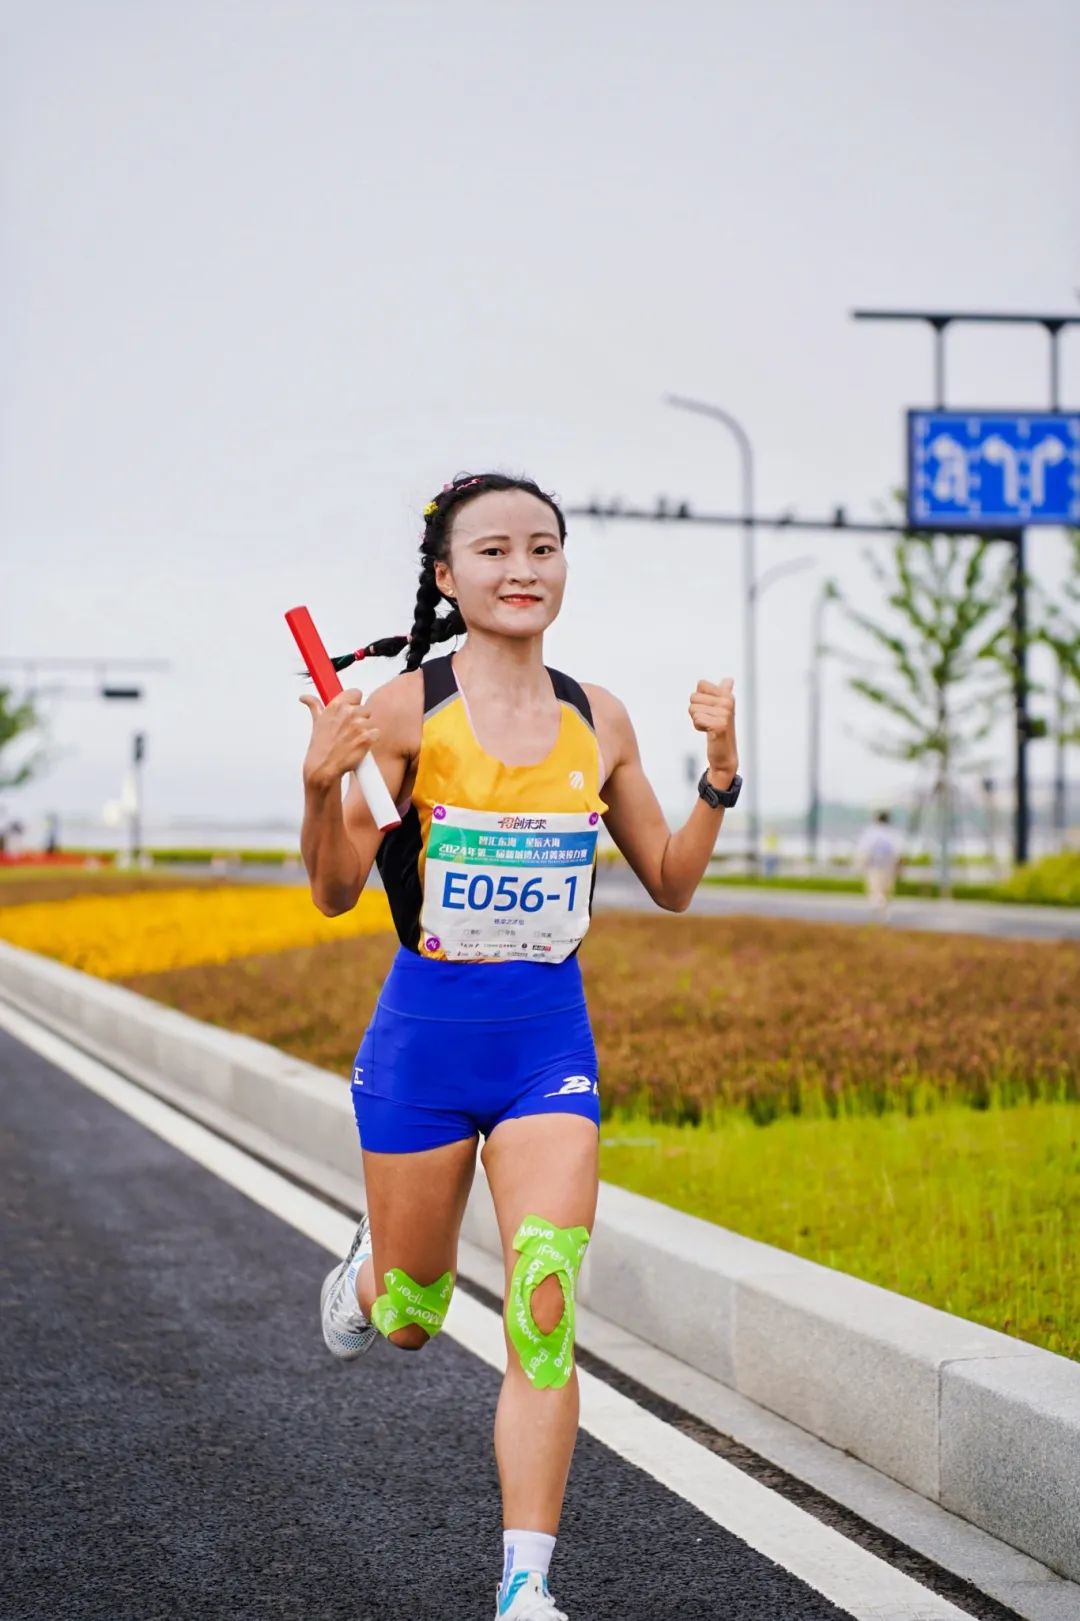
top-left (6, 814), bottom-right (302, 855)
top-left (3, 809), bottom-right (1029, 867)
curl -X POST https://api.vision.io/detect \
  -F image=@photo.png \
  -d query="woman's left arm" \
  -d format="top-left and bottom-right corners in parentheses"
top-left (587, 679), bottom-right (738, 913)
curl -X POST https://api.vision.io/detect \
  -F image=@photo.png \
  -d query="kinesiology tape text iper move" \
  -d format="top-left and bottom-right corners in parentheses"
top-left (372, 1268), bottom-right (454, 1340)
top-left (507, 1215), bottom-right (590, 1389)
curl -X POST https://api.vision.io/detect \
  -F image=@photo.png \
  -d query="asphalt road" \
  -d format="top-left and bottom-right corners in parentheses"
top-left (0, 1024), bottom-right (873, 1621)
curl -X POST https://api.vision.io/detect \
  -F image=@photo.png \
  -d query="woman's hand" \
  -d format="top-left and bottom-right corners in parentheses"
top-left (688, 677), bottom-right (738, 780)
top-left (299, 689), bottom-right (381, 792)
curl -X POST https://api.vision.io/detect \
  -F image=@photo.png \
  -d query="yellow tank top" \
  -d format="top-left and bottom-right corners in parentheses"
top-left (376, 655), bottom-right (607, 961)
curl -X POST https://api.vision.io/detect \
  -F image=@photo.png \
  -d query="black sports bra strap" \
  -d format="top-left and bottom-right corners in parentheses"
top-left (421, 655), bottom-right (458, 717)
top-left (423, 655), bottom-right (592, 729)
top-left (547, 666), bottom-right (594, 730)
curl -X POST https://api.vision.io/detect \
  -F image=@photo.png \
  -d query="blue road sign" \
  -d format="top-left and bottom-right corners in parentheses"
top-left (908, 409), bottom-right (1080, 529)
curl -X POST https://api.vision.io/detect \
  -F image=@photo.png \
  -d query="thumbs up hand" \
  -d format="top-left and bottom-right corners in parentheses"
top-left (688, 678), bottom-right (738, 780)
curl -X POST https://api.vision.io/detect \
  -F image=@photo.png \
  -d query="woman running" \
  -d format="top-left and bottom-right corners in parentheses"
top-left (298, 471), bottom-right (740, 1621)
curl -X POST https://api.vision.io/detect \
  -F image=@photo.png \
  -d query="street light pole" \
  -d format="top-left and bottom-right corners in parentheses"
top-left (751, 556), bottom-right (816, 602)
top-left (131, 732), bottom-right (146, 864)
top-left (806, 579), bottom-right (837, 865)
top-left (1053, 655), bottom-right (1067, 847)
top-left (0, 658), bottom-right (167, 861)
top-left (1011, 530), bottom-right (1031, 865)
top-left (750, 555), bottom-right (824, 866)
top-left (665, 395), bottom-right (760, 868)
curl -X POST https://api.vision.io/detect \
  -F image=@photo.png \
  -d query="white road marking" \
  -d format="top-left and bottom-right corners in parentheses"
top-left (1, 1000), bottom-right (977, 1621)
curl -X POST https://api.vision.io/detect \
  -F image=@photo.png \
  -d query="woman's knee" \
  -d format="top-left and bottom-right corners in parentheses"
top-left (386, 1323), bottom-right (431, 1352)
top-left (372, 1263), bottom-right (456, 1349)
top-left (528, 1272), bottom-right (566, 1337)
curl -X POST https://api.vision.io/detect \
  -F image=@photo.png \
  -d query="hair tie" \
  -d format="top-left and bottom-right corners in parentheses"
top-left (425, 475), bottom-right (486, 519)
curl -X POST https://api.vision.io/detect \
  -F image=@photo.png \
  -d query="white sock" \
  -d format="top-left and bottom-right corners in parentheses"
top-left (502, 1529), bottom-right (556, 1592)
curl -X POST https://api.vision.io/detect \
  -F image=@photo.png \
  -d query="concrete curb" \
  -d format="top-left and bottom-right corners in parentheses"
top-left (2, 937), bottom-right (1077, 1583)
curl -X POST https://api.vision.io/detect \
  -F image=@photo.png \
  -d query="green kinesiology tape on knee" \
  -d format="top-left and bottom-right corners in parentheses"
top-left (508, 1214), bottom-right (590, 1390)
top-left (371, 1268), bottom-right (454, 1340)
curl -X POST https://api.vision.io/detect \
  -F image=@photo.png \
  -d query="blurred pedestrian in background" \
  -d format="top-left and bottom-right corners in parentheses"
top-left (0, 817), bottom-right (25, 859)
top-left (855, 810), bottom-right (904, 920)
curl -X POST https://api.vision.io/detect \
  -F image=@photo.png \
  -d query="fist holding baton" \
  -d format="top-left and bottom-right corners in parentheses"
top-left (286, 605), bottom-right (401, 831)
top-left (299, 688), bottom-right (381, 790)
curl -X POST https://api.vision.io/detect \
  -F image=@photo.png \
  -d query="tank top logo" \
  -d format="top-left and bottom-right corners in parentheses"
top-left (568, 770), bottom-right (585, 790)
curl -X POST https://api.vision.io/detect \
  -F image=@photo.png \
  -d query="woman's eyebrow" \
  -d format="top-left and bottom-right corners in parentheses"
top-left (468, 530), bottom-right (559, 543)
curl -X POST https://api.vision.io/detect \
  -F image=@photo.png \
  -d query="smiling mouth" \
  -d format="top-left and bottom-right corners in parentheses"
top-left (500, 594), bottom-right (542, 605)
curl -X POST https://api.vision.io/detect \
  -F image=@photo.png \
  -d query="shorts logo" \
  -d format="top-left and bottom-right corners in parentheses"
top-left (543, 1074), bottom-right (598, 1097)
top-left (352, 1065), bottom-right (364, 1086)
top-left (568, 770), bottom-right (585, 790)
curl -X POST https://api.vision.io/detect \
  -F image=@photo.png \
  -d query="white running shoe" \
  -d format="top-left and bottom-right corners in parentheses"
top-left (495, 1572), bottom-right (568, 1620)
top-left (319, 1213), bottom-right (378, 1360)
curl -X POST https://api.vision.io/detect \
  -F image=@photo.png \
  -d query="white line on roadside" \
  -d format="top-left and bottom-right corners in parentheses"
top-left (1, 999), bottom-right (977, 1621)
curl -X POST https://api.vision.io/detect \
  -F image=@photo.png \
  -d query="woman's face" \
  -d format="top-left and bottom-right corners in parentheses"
top-left (435, 488), bottom-right (567, 642)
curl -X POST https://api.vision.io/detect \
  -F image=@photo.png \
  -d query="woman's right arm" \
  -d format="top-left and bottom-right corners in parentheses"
top-left (298, 672), bottom-right (421, 916)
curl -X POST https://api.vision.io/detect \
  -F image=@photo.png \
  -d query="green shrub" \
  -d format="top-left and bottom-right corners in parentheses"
top-left (996, 851), bottom-right (1080, 906)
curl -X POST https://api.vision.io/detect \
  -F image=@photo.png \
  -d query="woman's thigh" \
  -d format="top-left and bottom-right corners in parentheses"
top-left (362, 1134), bottom-right (479, 1289)
top-left (481, 1113), bottom-right (599, 1327)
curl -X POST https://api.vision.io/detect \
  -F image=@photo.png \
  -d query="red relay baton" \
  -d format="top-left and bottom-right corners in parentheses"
top-left (286, 605), bottom-right (401, 831)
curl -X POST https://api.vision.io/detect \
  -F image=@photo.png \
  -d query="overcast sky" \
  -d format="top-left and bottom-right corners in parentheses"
top-left (3, 0), bottom-right (1079, 840)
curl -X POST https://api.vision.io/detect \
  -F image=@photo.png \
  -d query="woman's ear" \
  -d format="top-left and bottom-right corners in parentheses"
top-left (434, 558), bottom-right (455, 600)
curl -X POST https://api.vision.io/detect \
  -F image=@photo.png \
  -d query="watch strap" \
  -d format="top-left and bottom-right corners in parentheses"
top-left (698, 769), bottom-right (742, 809)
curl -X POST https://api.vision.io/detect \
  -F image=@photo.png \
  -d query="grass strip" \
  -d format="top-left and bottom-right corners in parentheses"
top-left (600, 1101), bottom-right (1078, 1360)
top-left (703, 849), bottom-right (1080, 906)
top-left (113, 914), bottom-right (1080, 1120)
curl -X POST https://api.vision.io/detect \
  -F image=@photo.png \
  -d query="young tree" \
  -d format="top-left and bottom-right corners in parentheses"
top-left (0, 686), bottom-right (47, 791)
top-left (829, 508), bottom-right (1015, 893)
top-left (1037, 530), bottom-right (1080, 844)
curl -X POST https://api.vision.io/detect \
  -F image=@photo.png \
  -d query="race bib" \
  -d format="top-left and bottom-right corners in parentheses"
top-left (421, 804), bottom-right (600, 962)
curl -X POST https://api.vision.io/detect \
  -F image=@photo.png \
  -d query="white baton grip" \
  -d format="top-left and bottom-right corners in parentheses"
top-left (354, 751), bottom-right (401, 832)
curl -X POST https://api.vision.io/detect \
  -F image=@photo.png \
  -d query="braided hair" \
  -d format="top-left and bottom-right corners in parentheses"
top-left (327, 472), bottom-right (567, 677)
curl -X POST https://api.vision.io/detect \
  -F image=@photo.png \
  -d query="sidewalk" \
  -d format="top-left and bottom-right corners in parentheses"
top-left (594, 866), bottom-right (1080, 942)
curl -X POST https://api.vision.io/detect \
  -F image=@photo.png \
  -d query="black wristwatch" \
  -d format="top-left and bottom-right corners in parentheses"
top-left (698, 769), bottom-right (742, 809)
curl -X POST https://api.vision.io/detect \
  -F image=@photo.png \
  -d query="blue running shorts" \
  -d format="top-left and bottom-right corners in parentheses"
top-left (350, 947), bottom-right (600, 1154)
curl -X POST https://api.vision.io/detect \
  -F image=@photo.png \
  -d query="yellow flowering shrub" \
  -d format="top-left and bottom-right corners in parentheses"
top-left (0, 885), bottom-right (393, 979)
